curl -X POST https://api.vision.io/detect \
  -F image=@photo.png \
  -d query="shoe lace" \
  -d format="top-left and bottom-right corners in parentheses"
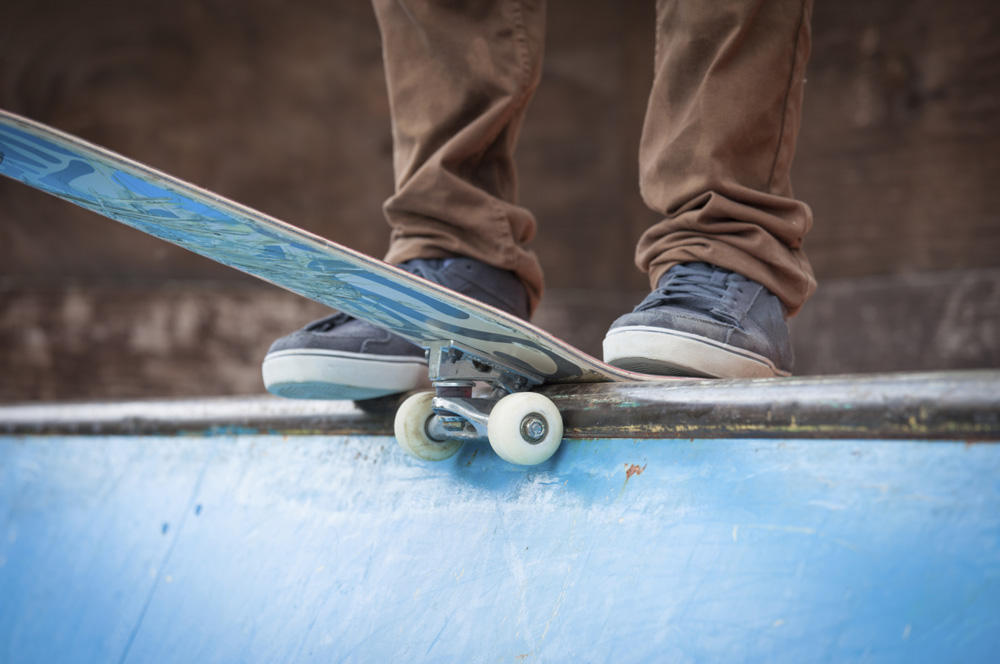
top-left (635, 263), bottom-right (747, 325)
top-left (305, 312), bottom-right (354, 332)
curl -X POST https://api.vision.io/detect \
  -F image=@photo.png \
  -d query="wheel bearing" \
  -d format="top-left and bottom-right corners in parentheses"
top-left (519, 413), bottom-right (548, 444)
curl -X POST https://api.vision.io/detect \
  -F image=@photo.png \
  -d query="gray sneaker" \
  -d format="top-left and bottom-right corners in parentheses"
top-left (603, 262), bottom-right (793, 378)
top-left (262, 258), bottom-right (530, 400)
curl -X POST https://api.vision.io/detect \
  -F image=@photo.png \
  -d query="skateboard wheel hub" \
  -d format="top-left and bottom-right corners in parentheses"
top-left (519, 414), bottom-right (548, 444)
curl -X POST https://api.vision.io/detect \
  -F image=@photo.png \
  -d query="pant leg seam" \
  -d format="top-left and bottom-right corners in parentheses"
top-left (488, 0), bottom-right (535, 265)
top-left (766, 0), bottom-right (809, 193)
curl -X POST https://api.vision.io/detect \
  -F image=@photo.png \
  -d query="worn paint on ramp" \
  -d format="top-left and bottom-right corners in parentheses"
top-left (1, 433), bottom-right (998, 662)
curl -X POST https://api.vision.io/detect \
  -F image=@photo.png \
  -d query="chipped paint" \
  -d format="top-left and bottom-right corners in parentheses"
top-left (624, 463), bottom-right (646, 480)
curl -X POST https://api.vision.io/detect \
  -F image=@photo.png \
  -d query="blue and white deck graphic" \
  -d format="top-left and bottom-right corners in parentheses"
top-left (0, 109), bottom-right (653, 385)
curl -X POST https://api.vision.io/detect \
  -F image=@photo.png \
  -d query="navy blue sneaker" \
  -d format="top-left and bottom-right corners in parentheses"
top-left (262, 258), bottom-right (530, 400)
top-left (603, 262), bottom-right (793, 378)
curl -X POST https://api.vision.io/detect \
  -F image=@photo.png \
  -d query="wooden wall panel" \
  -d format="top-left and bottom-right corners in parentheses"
top-left (1, 0), bottom-right (997, 400)
top-left (0, 1), bottom-right (395, 280)
top-left (797, 1), bottom-right (1000, 277)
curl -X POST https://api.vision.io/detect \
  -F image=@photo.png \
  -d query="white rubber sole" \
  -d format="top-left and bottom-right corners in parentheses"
top-left (262, 349), bottom-right (429, 401)
top-left (603, 326), bottom-right (789, 379)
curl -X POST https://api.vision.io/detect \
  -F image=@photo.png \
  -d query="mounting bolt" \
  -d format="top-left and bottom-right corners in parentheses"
top-left (520, 413), bottom-right (548, 444)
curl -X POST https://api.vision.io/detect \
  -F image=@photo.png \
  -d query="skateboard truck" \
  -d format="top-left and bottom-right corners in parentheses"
top-left (393, 341), bottom-right (564, 465)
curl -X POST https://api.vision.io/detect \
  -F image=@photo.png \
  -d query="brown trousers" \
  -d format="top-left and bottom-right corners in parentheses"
top-left (372, 0), bottom-right (816, 315)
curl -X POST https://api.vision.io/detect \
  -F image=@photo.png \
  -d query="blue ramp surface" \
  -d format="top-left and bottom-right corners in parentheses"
top-left (2, 431), bottom-right (998, 662)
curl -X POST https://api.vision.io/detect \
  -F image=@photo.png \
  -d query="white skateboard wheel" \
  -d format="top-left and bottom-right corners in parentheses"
top-left (487, 393), bottom-right (563, 466)
top-left (394, 392), bottom-right (463, 462)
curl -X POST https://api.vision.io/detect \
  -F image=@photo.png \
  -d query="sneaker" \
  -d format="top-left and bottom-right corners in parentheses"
top-left (603, 262), bottom-right (793, 378)
top-left (262, 258), bottom-right (530, 400)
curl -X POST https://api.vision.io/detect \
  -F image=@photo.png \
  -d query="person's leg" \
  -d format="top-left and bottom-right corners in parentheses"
top-left (376, 0), bottom-right (546, 312)
top-left (264, 0), bottom-right (546, 400)
top-left (605, 0), bottom-right (816, 378)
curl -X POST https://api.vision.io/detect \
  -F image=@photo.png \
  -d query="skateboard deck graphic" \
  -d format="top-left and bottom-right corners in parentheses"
top-left (0, 109), bottom-right (660, 386)
top-left (0, 109), bottom-right (681, 464)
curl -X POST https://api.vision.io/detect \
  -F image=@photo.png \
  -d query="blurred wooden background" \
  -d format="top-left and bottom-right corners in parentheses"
top-left (1, 0), bottom-right (998, 401)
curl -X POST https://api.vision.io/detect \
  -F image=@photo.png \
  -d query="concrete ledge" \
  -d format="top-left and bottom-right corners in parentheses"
top-left (542, 370), bottom-right (1000, 441)
top-left (0, 395), bottom-right (395, 436)
top-left (3, 370), bottom-right (997, 441)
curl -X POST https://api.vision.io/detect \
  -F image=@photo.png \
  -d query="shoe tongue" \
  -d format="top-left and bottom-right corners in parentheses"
top-left (655, 262), bottom-right (719, 286)
top-left (399, 258), bottom-right (446, 283)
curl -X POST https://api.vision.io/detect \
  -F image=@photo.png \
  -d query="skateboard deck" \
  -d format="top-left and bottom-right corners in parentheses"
top-left (0, 109), bottom-right (676, 463)
top-left (0, 109), bottom-right (662, 385)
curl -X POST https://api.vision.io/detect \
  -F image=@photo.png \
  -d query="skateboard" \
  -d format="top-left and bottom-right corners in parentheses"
top-left (0, 109), bottom-right (673, 465)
